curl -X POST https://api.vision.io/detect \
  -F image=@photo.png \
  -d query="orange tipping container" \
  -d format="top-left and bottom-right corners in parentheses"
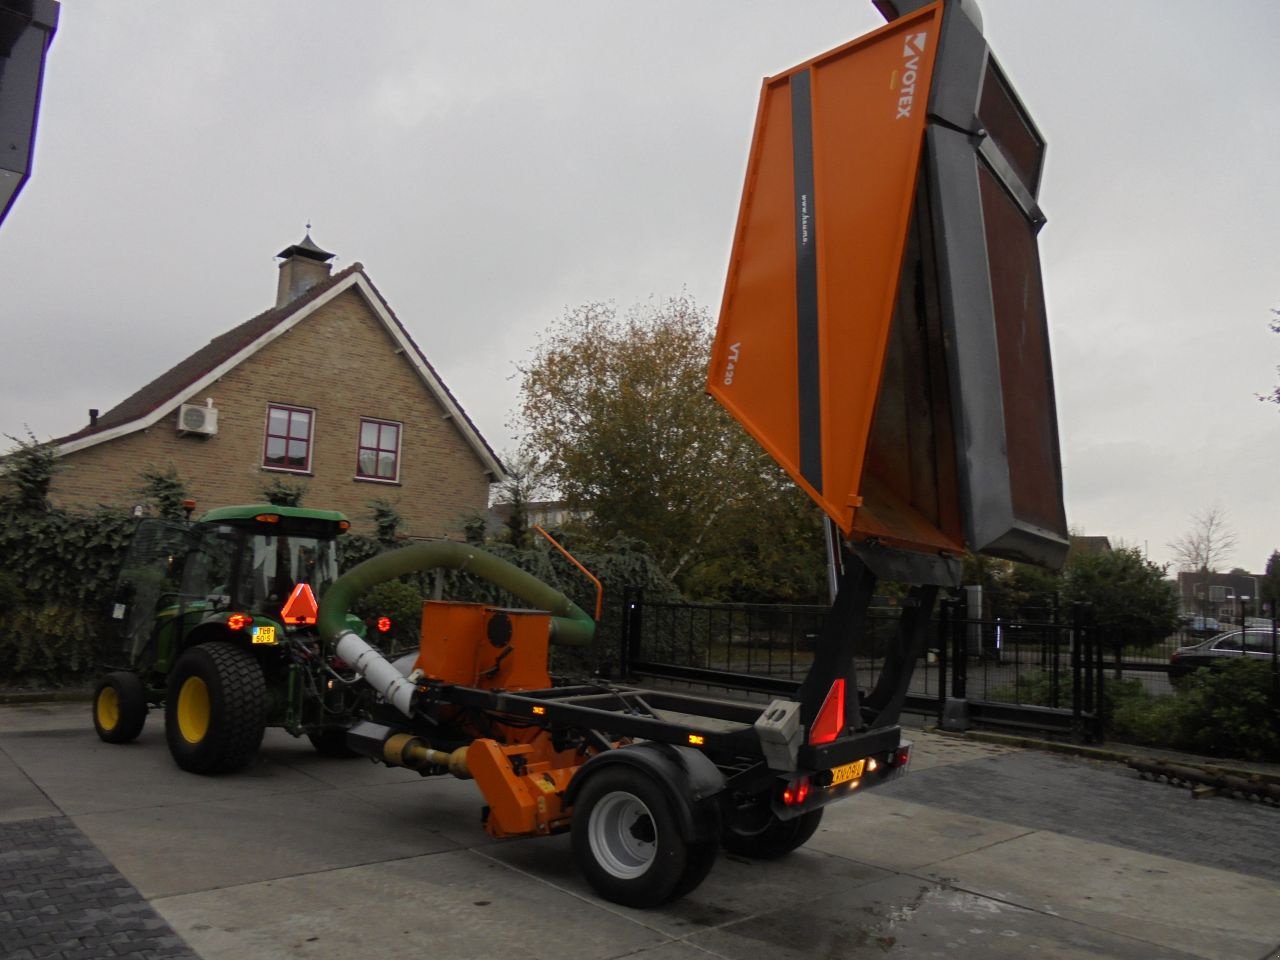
top-left (710, 0), bottom-right (1068, 576)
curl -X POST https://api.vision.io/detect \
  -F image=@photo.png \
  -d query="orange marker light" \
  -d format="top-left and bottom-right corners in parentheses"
top-left (531, 705), bottom-right (547, 716)
top-left (688, 734), bottom-right (705, 746)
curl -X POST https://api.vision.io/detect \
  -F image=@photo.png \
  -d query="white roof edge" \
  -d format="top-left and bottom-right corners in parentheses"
top-left (350, 274), bottom-right (505, 480)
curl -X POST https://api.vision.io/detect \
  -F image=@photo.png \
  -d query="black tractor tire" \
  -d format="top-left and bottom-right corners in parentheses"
top-left (721, 801), bottom-right (823, 860)
top-left (164, 641), bottom-right (266, 775)
top-left (307, 728), bottom-right (359, 758)
top-left (571, 766), bottom-right (716, 908)
top-left (92, 671), bottom-right (148, 744)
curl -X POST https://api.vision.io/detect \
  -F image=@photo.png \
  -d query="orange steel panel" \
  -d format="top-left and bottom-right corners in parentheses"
top-left (467, 738), bottom-right (579, 839)
top-left (415, 601), bottom-right (552, 691)
top-left (710, 5), bottom-right (942, 543)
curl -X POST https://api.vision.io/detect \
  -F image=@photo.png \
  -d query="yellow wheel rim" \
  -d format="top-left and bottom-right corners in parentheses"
top-left (177, 676), bottom-right (211, 744)
top-left (96, 686), bottom-right (120, 731)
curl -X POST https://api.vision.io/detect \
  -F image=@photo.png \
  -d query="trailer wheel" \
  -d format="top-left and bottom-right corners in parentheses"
top-left (92, 671), bottom-right (148, 744)
top-left (164, 642), bottom-right (266, 774)
top-left (721, 800), bottom-right (823, 859)
top-left (571, 767), bottom-right (705, 908)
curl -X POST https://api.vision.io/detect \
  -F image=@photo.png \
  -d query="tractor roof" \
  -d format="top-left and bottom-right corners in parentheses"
top-left (198, 503), bottom-right (349, 526)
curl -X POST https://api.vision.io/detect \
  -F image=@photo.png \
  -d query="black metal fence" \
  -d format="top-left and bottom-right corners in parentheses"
top-left (619, 591), bottom-right (1108, 741)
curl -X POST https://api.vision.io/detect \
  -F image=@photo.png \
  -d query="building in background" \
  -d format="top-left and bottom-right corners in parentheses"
top-left (47, 235), bottom-right (505, 537)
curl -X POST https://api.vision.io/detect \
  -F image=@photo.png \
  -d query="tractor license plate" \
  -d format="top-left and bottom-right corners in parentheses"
top-left (830, 759), bottom-right (865, 786)
top-left (251, 625), bottom-right (277, 645)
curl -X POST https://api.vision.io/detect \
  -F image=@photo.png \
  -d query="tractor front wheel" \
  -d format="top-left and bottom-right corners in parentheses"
top-left (164, 642), bottom-right (266, 774)
top-left (92, 671), bottom-right (148, 744)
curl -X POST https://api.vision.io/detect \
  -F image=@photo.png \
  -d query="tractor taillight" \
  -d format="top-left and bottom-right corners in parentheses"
top-left (376, 616), bottom-right (392, 633)
top-left (782, 777), bottom-right (811, 806)
top-left (808, 678), bottom-right (845, 745)
top-left (227, 613), bottom-right (253, 631)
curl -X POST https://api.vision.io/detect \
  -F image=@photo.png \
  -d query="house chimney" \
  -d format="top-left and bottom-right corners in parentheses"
top-left (275, 230), bottom-right (335, 307)
top-left (89, 408), bottom-right (98, 428)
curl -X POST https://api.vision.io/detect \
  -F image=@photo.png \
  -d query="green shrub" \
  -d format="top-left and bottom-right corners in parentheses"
top-left (0, 604), bottom-right (101, 686)
top-left (1106, 661), bottom-right (1280, 762)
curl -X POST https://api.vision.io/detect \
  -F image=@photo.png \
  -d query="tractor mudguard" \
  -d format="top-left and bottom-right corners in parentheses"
top-left (565, 742), bottom-right (725, 844)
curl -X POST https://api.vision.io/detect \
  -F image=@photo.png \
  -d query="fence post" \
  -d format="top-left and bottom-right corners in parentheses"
top-left (620, 588), bottom-right (643, 680)
top-left (936, 598), bottom-right (950, 728)
top-left (1070, 602), bottom-right (1083, 741)
top-left (940, 594), bottom-right (970, 731)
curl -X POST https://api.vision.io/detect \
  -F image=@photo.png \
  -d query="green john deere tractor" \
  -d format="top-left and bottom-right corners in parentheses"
top-left (92, 504), bottom-right (381, 773)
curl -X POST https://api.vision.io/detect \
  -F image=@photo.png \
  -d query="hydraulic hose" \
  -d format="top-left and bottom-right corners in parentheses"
top-left (317, 541), bottom-right (597, 717)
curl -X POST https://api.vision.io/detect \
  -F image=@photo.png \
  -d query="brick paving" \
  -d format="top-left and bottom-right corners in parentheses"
top-left (0, 817), bottom-right (196, 960)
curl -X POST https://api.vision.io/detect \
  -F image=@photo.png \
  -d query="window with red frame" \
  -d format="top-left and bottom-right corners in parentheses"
top-left (357, 418), bottom-right (400, 481)
top-left (264, 404), bottom-right (313, 472)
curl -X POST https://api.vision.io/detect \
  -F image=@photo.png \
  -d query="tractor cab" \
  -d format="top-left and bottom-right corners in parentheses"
top-left (109, 504), bottom-right (349, 677)
top-left (185, 505), bottom-right (346, 618)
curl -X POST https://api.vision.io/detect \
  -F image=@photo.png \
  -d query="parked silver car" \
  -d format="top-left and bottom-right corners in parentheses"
top-left (1169, 629), bottom-right (1280, 680)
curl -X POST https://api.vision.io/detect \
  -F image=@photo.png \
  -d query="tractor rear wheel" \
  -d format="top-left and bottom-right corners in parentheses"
top-left (92, 671), bottom-right (148, 744)
top-left (571, 767), bottom-right (715, 907)
top-left (164, 642), bottom-right (266, 774)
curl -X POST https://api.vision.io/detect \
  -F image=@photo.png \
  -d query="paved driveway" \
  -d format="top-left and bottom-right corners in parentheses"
top-left (2, 702), bottom-right (1278, 959)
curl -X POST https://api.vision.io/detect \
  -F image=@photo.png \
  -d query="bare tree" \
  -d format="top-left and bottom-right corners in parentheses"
top-left (1168, 505), bottom-right (1238, 572)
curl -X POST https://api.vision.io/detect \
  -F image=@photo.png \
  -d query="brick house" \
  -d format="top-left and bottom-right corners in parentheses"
top-left (47, 235), bottom-right (505, 538)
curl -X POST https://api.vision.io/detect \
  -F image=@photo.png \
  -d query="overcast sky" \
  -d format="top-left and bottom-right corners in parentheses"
top-left (1, 1), bottom-right (1277, 577)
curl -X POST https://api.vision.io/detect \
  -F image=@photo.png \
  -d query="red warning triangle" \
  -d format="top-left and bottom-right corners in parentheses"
top-left (281, 583), bottom-right (319, 625)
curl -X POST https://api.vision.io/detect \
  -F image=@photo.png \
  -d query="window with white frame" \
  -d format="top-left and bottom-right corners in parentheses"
top-left (263, 404), bottom-right (313, 472)
top-left (356, 418), bottom-right (401, 482)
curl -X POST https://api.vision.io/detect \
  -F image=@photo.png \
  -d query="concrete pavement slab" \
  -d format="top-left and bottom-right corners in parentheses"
top-left (0, 701), bottom-right (89, 734)
top-left (0, 746), bottom-right (57, 823)
top-left (885, 748), bottom-right (1280, 882)
top-left (153, 848), bottom-right (671, 960)
top-left (684, 871), bottom-right (1207, 960)
top-left (920, 829), bottom-right (1280, 959)
top-left (805, 792), bottom-right (1034, 872)
top-left (481, 830), bottom-right (894, 938)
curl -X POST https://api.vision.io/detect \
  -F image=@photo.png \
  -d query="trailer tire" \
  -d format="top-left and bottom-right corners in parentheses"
top-left (572, 766), bottom-right (706, 908)
top-left (165, 642), bottom-right (266, 774)
top-left (92, 671), bottom-right (148, 744)
top-left (721, 803), bottom-right (823, 859)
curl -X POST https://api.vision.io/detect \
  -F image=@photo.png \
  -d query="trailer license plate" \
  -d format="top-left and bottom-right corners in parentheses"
top-left (830, 759), bottom-right (865, 785)
top-left (252, 626), bottom-right (276, 645)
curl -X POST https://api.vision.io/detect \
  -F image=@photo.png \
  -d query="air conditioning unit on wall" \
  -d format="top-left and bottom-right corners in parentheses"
top-left (177, 402), bottom-right (218, 436)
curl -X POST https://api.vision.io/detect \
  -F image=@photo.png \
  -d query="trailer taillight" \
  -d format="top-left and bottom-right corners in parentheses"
top-left (891, 745), bottom-right (911, 769)
top-left (782, 776), bottom-right (811, 806)
top-left (808, 678), bottom-right (845, 745)
top-left (376, 616), bottom-right (392, 633)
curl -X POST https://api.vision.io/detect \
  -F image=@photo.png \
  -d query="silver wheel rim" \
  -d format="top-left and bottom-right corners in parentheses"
top-left (589, 790), bottom-right (656, 879)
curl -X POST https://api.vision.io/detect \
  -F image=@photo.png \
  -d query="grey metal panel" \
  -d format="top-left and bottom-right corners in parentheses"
top-left (925, 124), bottom-right (1012, 554)
top-left (0, 0), bottom-right (59, 224)
top-left (925, 0), bottom-right (987, 133)
top-left (925, 122), bottom-right (1068, 568)
top-left (977, 136), bottom-right (1044, 227)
